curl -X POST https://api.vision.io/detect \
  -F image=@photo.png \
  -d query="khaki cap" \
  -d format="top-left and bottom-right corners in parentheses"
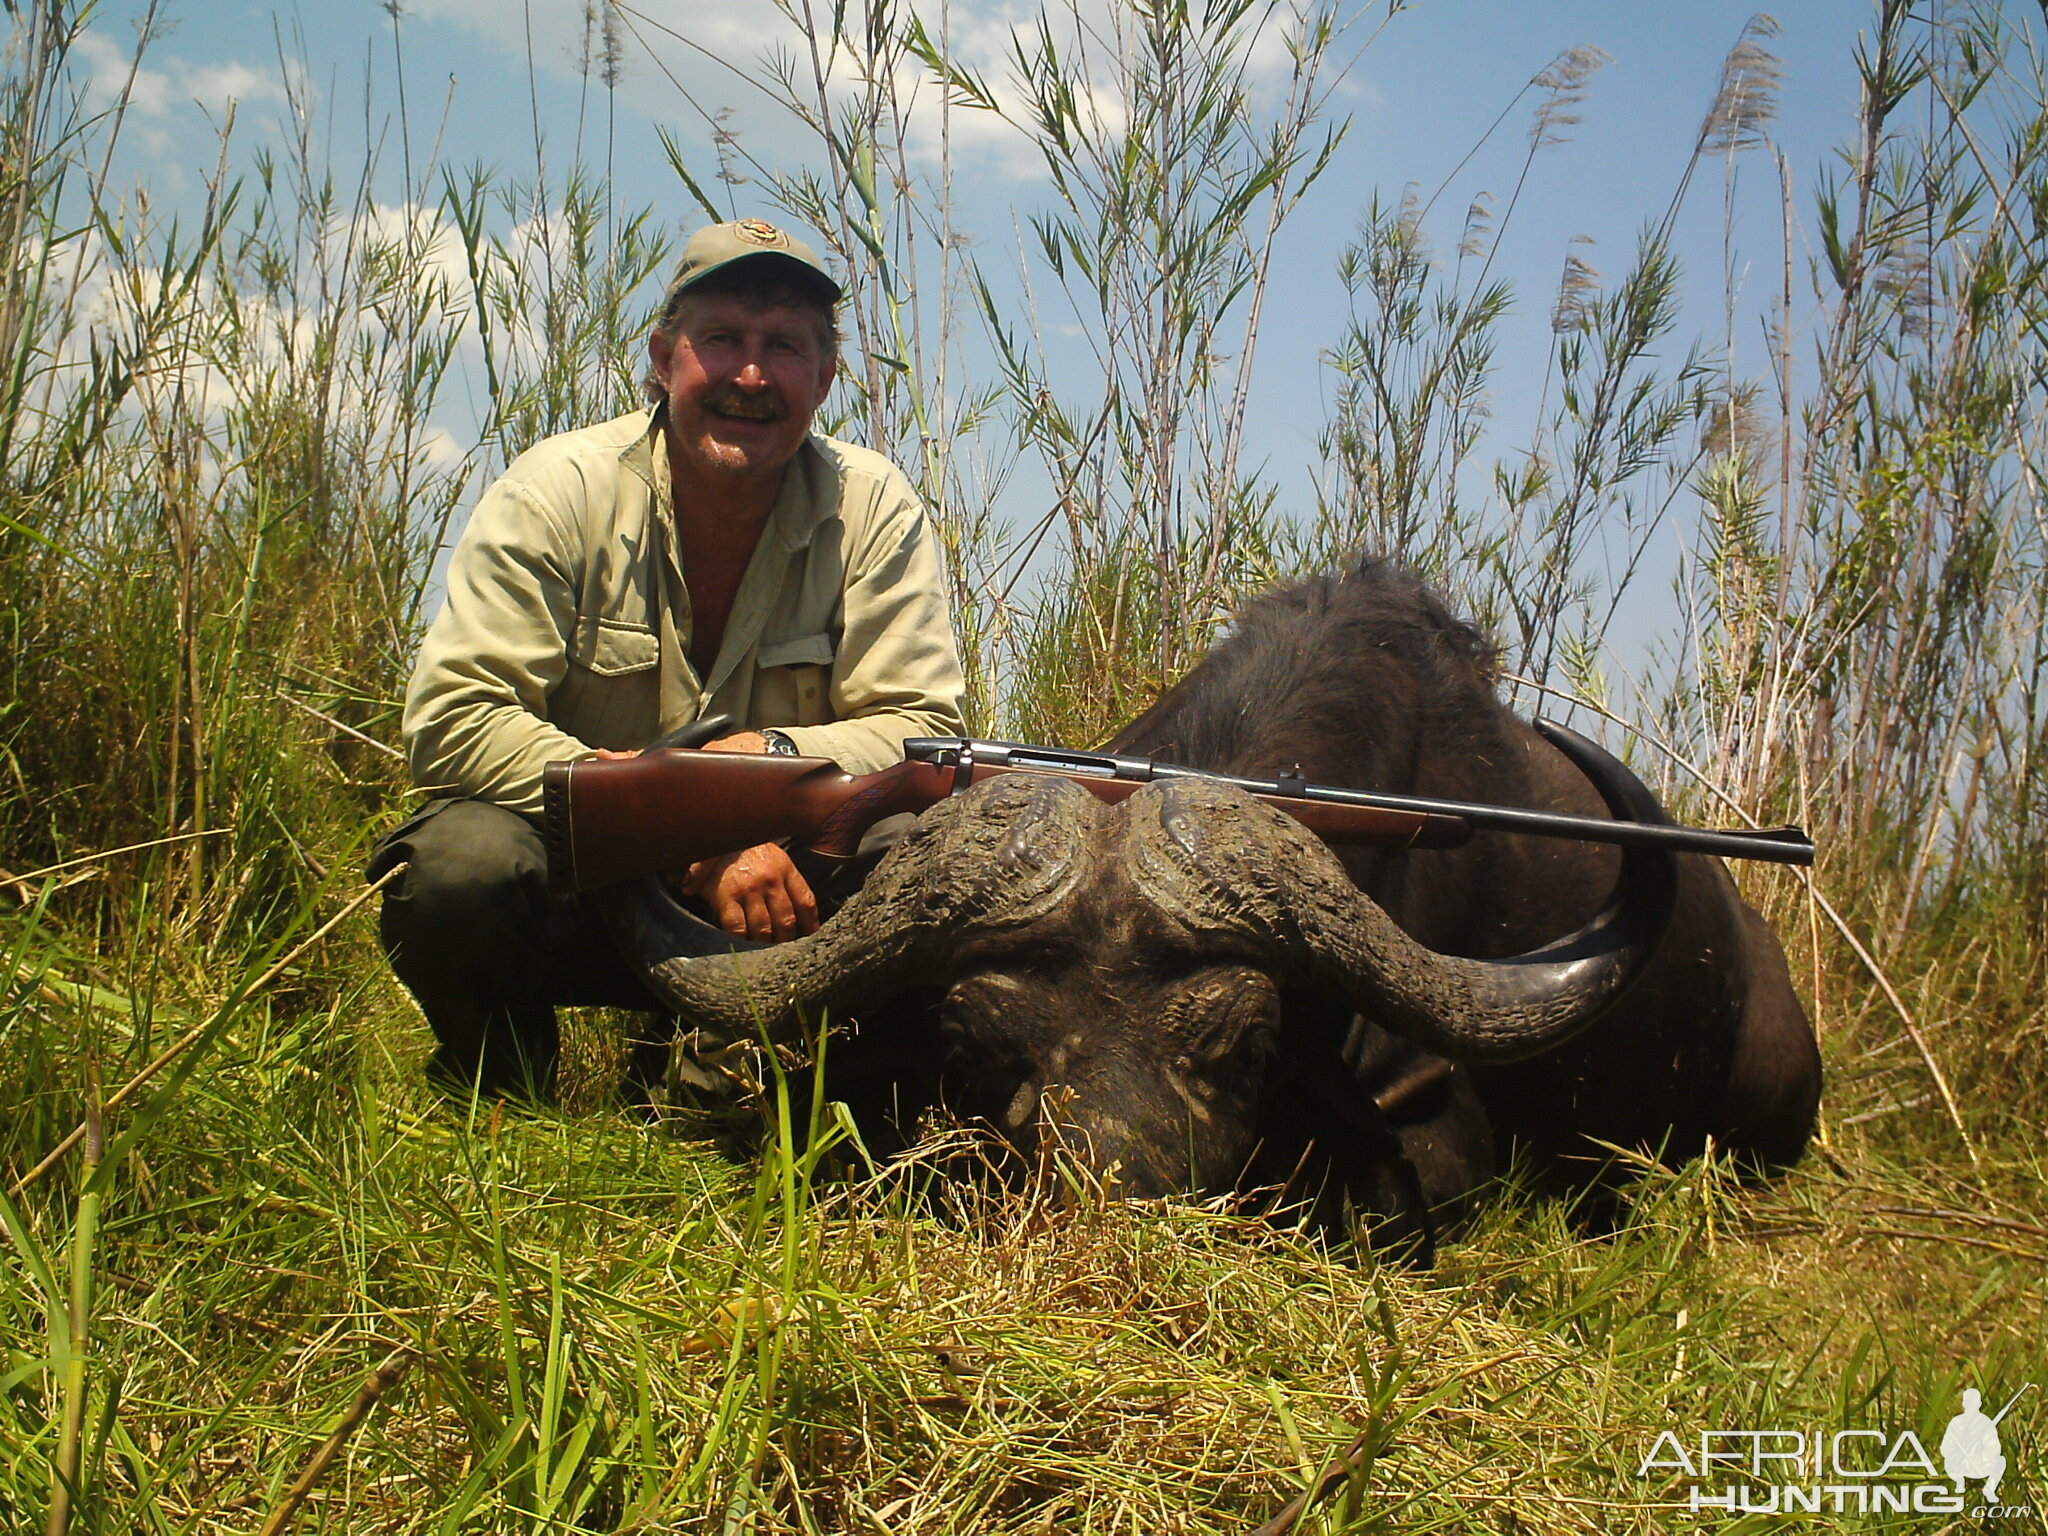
top-left (664, 219), bottom-right (842, 305)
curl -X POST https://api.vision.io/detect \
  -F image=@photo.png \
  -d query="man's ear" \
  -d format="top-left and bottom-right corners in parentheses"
top-left (647, 329), bottom-right (674, 387)
top-left (817, 347), bottom-right (838, 393)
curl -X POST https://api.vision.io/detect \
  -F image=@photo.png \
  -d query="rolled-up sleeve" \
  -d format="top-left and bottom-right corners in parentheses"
top-left (776, 479), bottom-right (966, 774)
top-left (403, 476), bottom-right (596, 819)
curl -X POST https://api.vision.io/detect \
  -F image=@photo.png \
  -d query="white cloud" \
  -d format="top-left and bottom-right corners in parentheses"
top-left (1330, 70), bottom-right (1386, 106)
top-left (398, 0), bottom-right (1053, 183)
top-left (74, 29), bottom-right (177, 116)
top-left (351, 200), bottom-right (476, 298)
top-left (137, 125), bottom-right (181, 165)
top-left (72, 27), bottom-right (298, 127)
top-left (14, 192), bottom-right (488, 488)
top-left (399, 0), bottom-right (1330, 198)
top-left (183, 57), bottom-right (294, 116)
top-left (419, 424), bottom-right (466, 467)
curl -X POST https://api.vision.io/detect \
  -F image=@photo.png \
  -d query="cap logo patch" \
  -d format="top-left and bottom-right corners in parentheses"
top-left (735, 219), bottom-right (786, 247)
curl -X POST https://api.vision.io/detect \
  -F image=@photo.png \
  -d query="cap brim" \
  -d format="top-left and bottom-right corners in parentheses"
top-left (675, 249), bottom-right (843, 305)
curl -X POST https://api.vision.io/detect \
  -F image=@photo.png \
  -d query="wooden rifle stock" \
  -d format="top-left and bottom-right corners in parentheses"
top-left (541, 749), bottom-right (1472, 895)
top-left (543, 751), bottom-right (946, 895)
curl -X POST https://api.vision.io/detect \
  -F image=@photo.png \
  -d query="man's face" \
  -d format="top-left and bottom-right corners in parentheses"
top-left (650, 292), bottom-right (836, 491)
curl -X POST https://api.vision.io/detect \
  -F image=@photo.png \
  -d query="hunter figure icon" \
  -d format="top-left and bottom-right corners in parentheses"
top-left (1941, 1387), bottom-right (2011, 1501)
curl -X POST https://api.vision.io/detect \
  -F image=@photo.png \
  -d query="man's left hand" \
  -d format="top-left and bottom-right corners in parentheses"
top-left (700, 730), bottom-right (770, 754)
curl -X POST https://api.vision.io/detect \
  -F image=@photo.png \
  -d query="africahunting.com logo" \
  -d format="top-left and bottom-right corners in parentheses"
top-left (1636, 1383), bottom-right (2035, 1520)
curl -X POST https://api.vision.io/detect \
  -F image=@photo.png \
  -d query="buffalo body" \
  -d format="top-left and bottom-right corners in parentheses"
top-left (617, 562), bottom-right (1822, 1248)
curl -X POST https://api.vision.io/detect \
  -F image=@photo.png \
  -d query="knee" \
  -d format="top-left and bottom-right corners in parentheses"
top-left (377, 800), bottom-right (547, 963)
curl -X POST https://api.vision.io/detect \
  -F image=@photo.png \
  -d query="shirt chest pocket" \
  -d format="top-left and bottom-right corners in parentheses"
top-left (756, 632), bottom-right (835, 726)
top-left (553, 616), bottom-right (660, 748)
top-left (571, 615), bottom-right (660, 676)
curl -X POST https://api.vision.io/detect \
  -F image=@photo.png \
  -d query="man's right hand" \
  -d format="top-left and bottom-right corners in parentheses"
top-left (599, 732), bottom-right (818, 942)
top-left (683, 842), bottom-right (820, 943)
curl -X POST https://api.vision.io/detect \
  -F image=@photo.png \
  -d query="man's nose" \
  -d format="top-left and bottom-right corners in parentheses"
top-left (733, 358), bottom-right (769, 389)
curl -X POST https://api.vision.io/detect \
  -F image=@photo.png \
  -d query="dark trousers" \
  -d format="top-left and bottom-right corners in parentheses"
top-left (370, 798), bottom-right (674, 1097)
top-left (370, 798), bottom-right (895, 1098)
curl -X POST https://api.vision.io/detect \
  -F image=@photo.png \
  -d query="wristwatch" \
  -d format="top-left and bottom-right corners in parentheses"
top-left (761, 729), bottom-right (801, 757)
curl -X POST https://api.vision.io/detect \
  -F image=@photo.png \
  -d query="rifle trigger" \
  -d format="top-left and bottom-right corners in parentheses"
top-left (951, 740), bottom-right (976, 797)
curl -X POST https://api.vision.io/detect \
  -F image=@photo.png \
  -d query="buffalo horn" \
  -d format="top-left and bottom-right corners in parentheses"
top-left (1125, 734), bottom-right (1676, 1064)
top-left (603, 773), bottom-right (1099, 1038)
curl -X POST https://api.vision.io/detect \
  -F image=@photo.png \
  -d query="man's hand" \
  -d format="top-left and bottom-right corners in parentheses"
top-left (700, 730), bottom-right (769, 754)
top-left (592, 728), bottom-right (764, 760)
top-left (683, 842), bottom-right (820, 943)
top-left (595, 731), bottom-right (817, 942)
top-left (671, 729), bottom-right (812, 942)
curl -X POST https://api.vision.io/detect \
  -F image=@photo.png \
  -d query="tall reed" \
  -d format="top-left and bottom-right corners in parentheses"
top-left (937, 0), bottom-right (1350, 744)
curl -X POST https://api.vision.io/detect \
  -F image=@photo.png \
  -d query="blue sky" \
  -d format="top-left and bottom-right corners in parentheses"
top-left (71, 0), bottom-right (1884, 667)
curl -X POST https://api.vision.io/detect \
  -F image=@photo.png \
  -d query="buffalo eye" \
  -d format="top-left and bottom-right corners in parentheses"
top-left (939, 971), bottom-right (1034, 1045)
top-left (1234, 1019), bottom-right (1279, 1071)
top-left (1174, 965), bottom-right (1280, 1066)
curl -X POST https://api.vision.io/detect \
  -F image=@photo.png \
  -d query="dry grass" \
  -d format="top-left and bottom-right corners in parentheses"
top-left (3, 926), bottom-right (2038, 1532)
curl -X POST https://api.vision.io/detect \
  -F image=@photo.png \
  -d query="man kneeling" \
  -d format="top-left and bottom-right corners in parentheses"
top-left (371, 219), bottom-right (965, 1097)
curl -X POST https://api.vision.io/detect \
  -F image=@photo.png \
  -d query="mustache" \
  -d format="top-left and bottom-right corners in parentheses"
top-left (705, 388), bottom-right (786, 421)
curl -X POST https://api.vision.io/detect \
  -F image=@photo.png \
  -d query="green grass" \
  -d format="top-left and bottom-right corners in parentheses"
top-left (0, 892), bottom-right (2042, 1533)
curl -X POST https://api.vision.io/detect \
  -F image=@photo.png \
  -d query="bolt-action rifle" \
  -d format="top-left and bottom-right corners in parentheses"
top-left (541, 724), bottom-right (1814, 896)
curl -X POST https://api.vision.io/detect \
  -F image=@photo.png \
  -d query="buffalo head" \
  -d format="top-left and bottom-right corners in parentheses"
top-left (608, 725), bottom-right (1674, 1200)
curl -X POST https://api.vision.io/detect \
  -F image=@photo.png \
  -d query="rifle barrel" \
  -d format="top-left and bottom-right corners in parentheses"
top-left (902, 738), bottom-right (1815, 868)
top-left (1991, 1384), bottom-right (2035, 1425)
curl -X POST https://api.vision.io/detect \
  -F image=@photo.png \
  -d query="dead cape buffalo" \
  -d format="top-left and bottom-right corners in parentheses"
top-left (608, 560), bottom-right (1822, 1248)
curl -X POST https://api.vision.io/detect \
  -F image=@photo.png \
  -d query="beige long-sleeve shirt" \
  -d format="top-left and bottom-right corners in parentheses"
top-left (403, 408), bottom-right (967, 819)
